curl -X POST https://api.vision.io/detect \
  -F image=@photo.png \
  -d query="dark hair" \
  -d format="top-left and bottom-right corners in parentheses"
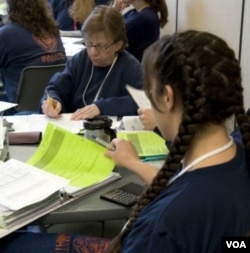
top-left (81, 5), bottom-right (128, 52)
top-left (6, 0), bottom-right (59, 37)
top-left (145, 0), bottom-right (168, 27)
top-left (105, 30), bottom-right (250, 252)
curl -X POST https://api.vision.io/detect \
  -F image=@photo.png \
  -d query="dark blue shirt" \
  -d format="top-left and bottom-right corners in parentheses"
top-left (48, 0), bottom-right (110, 31)
top-left (124, 7), bottom-right (160, 61)
top-left (122, 141), bottom-right (250, 252)
top-left (44, 49), bottom-right (143, 116)
top-left (0, 23), bottom-right (66, 103)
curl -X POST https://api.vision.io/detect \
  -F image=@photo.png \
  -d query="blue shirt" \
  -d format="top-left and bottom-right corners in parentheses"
top-left (0, 23), bottom-right (66, 103)
top-left (48, 0), bottom-right (110, 31)
top-left (124, 7), bottom-right (160, 61)
top-left (43, 49), bottom-right (143, 116)
top-left (122, 141), bottom-right (250, 253)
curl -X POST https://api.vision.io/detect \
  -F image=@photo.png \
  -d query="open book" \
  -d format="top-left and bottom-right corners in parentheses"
top-left (0, 123), bottom-right (120, 238)
top-left (117, 130), bottom-right (168, 161)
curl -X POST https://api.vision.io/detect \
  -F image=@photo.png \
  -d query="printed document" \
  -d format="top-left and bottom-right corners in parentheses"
top-left (117, 130), bottom-right (168, 158)
top-left (27, 123), bottom-right (115, 191)
top-left (0, 159), bottom-right (68, 211)
top-left (126, 85), bottom-right (151, 109)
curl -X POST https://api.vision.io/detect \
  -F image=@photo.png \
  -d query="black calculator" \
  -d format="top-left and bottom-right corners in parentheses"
top-left (100, 182), bottom-right (145, 207)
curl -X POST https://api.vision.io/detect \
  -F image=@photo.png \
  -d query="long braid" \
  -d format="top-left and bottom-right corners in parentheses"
top-left (106, 30), bottom-right (248, 252)
top-left (106, 31), bottom-right (201, 253)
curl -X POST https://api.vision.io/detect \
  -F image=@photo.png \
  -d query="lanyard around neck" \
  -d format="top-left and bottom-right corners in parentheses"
top-left (168, 137), bottom-right (234, 185)
top-left (82, 54), bottom-right (118, 106)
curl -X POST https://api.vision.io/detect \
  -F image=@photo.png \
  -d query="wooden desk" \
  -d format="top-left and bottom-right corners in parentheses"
top-left (8, 145), bottom-right (144, 225)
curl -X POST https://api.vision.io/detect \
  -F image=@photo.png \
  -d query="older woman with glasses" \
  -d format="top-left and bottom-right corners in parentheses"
top-left (42, 5), bottom-right (143, 120)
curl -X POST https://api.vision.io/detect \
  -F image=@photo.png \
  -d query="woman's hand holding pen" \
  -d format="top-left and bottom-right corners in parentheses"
top-left (71, 104), bottom-right (100, 120)
top-left (42, 97), bottom-right (62, 118)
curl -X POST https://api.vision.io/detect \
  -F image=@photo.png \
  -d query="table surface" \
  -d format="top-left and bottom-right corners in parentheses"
top-left (8, 145), bottom-right (144, 225)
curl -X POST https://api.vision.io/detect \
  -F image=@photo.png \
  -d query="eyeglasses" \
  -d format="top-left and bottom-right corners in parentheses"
top-left (83, 40), bottom-right (115, 53)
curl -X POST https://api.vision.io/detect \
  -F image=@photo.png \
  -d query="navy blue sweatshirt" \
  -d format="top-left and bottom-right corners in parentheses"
top-left (43, 49), bottom-right (143, 116)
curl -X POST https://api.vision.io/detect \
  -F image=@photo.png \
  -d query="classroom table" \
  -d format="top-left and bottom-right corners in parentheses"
top-left (8, 145), bottom-right (144, 225)
top-left (61, 36), bottom-right (85, 59)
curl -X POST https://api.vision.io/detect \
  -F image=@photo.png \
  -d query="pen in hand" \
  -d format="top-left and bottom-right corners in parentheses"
top-left (90, 135), bottom-right (116, 151)
top-left (46, 90), bottom-right (55, 109)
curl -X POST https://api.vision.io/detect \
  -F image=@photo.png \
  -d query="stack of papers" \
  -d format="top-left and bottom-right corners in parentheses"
top-left (0, 123), bottom-right (120, 238)
top-left (4, 113), bottom-right (83, 134)
top-left (27, 123), bottom-right (120, 196)
top-left (0, 159), bottom-right (68, 229)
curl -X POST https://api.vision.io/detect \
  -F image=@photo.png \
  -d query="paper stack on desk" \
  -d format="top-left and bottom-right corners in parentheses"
top-left (0, 123), bottom-right (120, 238)
top-left (0, 159), bottom-right (68, 230)
top-left (0, 121), bottom-right (8, 161)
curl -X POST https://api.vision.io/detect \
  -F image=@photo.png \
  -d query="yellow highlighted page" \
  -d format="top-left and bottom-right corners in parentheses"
top-left (28, 123), bottom-right (115, 188)
top-left (117, 130), bottom-right (168, 159)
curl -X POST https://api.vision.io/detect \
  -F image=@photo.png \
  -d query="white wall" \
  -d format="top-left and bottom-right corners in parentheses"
top-left (241, 0), bottom-right (250, 109)
top-left (177, 0), bottom-right (242, 55)
top-left (161, 0), bottom-right (250, 110)
top-left (161, 0), bottom-right (177, 36)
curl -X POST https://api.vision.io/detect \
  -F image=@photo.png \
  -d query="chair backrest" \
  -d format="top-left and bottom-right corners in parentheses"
top-left (15, 64), bottom-right (65, 112)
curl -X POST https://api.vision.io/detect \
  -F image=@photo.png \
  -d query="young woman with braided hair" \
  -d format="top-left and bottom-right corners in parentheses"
top-left (105, 30), bottom-right (250, 252)
top-left (1, 30), bottom-right (250, 253)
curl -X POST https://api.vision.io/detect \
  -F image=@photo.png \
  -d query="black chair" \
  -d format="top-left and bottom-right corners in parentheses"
top-left (15, 64), bottom-right (65, 112)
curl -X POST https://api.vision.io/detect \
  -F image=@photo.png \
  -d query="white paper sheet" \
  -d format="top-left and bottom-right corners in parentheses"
top-left (0, 159), bottom-right (69, 210)
top-left (4, 113), bottom-right (83, 134)
top-left (0, 101), bottom-right (17, 113)
top-left (126, 85), bottom-right (151, 109)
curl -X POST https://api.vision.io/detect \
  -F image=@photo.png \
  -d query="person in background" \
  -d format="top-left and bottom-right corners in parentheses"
top-left (1, 30), bottom-right (250, 253)
top-left (112, 0), bottom-right (168, 62)
top-left (49, 0), bottom-right (110, 31)
top-left (42, 5), bottom-right (142, 120)
top-left (0, 0), bottom-right (66, 111)
top-left (137, 107), bottom-right (156, 130)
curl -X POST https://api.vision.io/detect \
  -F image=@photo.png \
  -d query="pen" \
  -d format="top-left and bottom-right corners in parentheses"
top-left (46, 90), bottom-right (55, 109)
top-left (91, 135), bottom-right (116, 151)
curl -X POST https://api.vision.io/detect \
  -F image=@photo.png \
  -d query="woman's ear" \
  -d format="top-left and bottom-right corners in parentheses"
top-left (163, 85), bottom-right (175, 110)
top-left (114, 40), bottom-right (123, 52)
